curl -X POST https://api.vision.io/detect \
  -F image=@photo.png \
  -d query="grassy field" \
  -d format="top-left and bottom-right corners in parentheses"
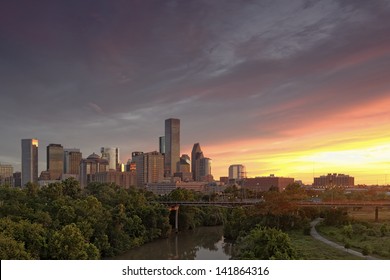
top-left (316, 222), bottom-right (390, 259)
top-left (288, 230), bottom-right (363, 260)
top-left (348, 207), bottom-right (390, 222)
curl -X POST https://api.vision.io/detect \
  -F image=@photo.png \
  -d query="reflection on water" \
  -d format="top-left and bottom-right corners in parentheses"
top-left (112, 226), bottom-right (233, 260)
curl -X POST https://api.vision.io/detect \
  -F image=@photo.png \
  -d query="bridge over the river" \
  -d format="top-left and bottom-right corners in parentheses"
top-left (158, 200), bottom-right (262, 232)
top-left (159, 199), bottom-right (262, 207)
top-left (297, 201), bottom-right (390, 222)
top-left (158, 200), bottom-right (390, 231)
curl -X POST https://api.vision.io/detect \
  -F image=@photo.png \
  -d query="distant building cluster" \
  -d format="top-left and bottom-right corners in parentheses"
top-left (313, 173), bottom-right (354, 187)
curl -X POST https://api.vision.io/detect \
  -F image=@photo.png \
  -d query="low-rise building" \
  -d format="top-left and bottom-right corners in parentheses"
top-left (146, 181), bottom-right (207, 195)
top-left (242, 174), bottom-right (294, 192)
top-left (313, 173), bottom-right (354, 187)
top-left (173, 172), bottom-right (193, 182)
top-left (94, 170), bottom-right (136, 189)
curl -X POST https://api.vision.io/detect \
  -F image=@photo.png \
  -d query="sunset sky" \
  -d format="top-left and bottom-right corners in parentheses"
top-left (1, 0), bottom-right (390, 185)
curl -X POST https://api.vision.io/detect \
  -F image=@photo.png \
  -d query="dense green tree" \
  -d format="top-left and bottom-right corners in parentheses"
top-left (40, 182), bottom-right (63, 201)
top-left (62, 177), bottom-right (81, 198)
top-left (322, 208), bottom-right (349, 226)
top-left (224, 207), bottom-right (247, 240)
top-left (168, 188), bottom-right (196, 201)
top-left (321, 187), bottom-right (346, 202)
top-left (0, 182), bottom-right (182, 259)
top-left (25, 182), bottom-right (40, 198)
top-left (48, 223), bottom-right (99, 260)
top-left (56, 205), bottom-right (76, 226)
top-left (200, 207), bottom-right (226, 226)
top-left (284, 183), bottom-right (307, 200)
top-left (0, 233), bottom-right (32, 260)
top-left (0, 218), bottom-right (47, 259)
top-left (235, 226), bottom-right (297, 260)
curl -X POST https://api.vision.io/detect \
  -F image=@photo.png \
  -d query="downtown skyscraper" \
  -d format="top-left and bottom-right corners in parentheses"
top-left (191, 143), bottom-right (213, 182)
top-left (132, 151), bottom-right (164, 187)
top-left (164, 118), bottom-right (180, 177)
top-left (64, 148), bottom-right (82, 176)
top-left (21, 138), bottom-right (38, 186)
top-left (101, 147), bottom-right (119, 170)
top-left (47, 143), bottom-right (64, 180)
top-left (191, 143), bottom-right (203, 181)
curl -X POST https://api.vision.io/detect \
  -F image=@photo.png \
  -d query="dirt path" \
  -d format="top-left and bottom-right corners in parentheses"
top-left (310, 218), bottom-right (378, 260)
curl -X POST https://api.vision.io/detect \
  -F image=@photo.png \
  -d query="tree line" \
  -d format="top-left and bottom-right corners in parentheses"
top-left (0, 178), bottom-right (171, 259)
top-left (3, 180), bottom-right (381, 260)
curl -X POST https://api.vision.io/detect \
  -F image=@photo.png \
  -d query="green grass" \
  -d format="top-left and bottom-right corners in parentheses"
top-left (288, 230), bottom-right (363, 260)
top-left (316, 223), bottom-right (390, 259)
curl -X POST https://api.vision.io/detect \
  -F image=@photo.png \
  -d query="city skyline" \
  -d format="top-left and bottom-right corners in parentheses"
top-left (1, 1), bottom-right (390, 184)
top-left (0, 126), bottom-right (376, 186)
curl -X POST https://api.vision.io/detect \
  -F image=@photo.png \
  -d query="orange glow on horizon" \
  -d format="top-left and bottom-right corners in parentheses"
top-left (203, 96), bottom-right (390, 185)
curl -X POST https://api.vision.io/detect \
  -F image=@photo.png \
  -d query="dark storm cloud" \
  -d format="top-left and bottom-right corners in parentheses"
top-left (1, 0), bottom-right (390, 170)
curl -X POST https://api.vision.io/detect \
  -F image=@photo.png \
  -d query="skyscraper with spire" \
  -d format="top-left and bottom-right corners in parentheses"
top-left (191, 143), bottom-right (203, 181)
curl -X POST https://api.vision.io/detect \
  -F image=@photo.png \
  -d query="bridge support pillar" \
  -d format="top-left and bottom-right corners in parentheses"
top-left (167, 205), bottom-right (180, 233)
top-left (375, 207), bottom-right (379, 222)
top-left (175, 205), bottom-right (179, 233)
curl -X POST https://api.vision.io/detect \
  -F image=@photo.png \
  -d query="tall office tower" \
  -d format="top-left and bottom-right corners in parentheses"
top-left (21, 138), bottom-right (39, 186)
top-left (101, 147), bottom-right (119, 170)
top-left (79, 153), bottom-right (109, 188)
top-left (0, 163), bottom-right (14, 186)
top-left (191, 143), bottom-right (204, 181)
top-left (47, 144), bottom-right (64, 180)
top-left (131, 152), bottom-right (144, 187)
top-left (228, 164), bottom-right (247, 180)
top-left (64, 148), bottom-right (82, 175)
top-left (199, 157), bottom-right (212, 181)
top-left (132, 151), bottom-right (164, 187)
top-left (145, 151), bottom-right (164, 185)
top-left (159, 136), bottom-right (165, 154)
top-left (164, 118), bottom-right (180, 177)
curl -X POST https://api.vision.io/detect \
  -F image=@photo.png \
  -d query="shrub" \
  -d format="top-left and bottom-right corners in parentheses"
top-left (352, 223), bottom-right (367, 235)
top-left (342, 224), bottom-right (353, 239)
top-left (362, 245), bottom-right (372, 256)
top-left (380, 223), bottom-right (388, 237)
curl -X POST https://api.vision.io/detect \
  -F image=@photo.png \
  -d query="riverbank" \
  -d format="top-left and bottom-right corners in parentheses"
top-left (111, 226), bottom-right (233, 260)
